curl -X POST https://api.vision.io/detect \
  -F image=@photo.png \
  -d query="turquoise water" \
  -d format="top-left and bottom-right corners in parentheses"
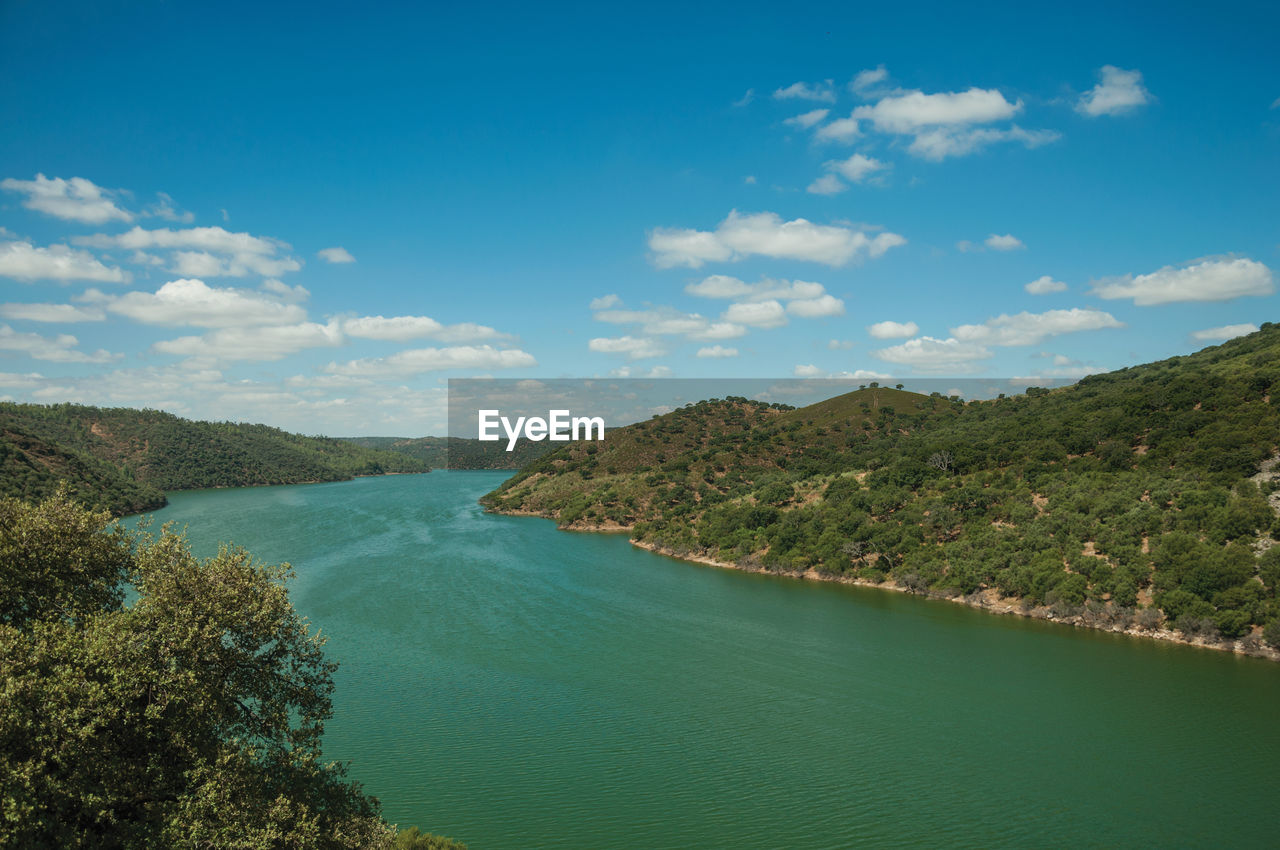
top-left (136, 472), bottom-right (1280, 848)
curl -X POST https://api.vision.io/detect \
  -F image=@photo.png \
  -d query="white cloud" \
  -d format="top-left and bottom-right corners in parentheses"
top-left (0, 324), bottom-right (119, 363)
top-left (855, 88), bottom-right (1021, 133)
top-left (94, 278), bottom-right (308, 328)
top-left (0, 240), bottom-right (128, 283)
top-left (793, 363), bottom-right (825, 377)
top-left (687, 276), bottom-right (818, 302)
top-left (786, 294), bottom-right (845, 318)
top-left (723, 300), bottom-right (788, 328)
top-left (849, 65), bottom-right (888, 93)
top-left (589, 294), bottom-right (622, 310)
top-left (1, 174), bottom-right (133, 224)
top-left (793, 364), bottom-right (890, 379)
top-left (1190, 323), bottom-right (1258, 342)
top-left (323, 345), bottom-right (536, 377)
top-left (144, 192), bottom-right (194, 224)
top-left (1076, 66), bottom-right (1151, 117)
top-left (588, 336), bottom-right (665, 360)
top-left (868, 320), bottom-right (919, 338)
top-left (784, 108), bottom-right (830, 129)
top-left (733, 89), bottom-right (755, 108)
top-left (843, 87), bottom-right (1058, 159)
top-left (908, 125), bottom-right (1059, 160)
top-left (813, 114), bottom-right (861, 143)
top-left (649, 210), bottom-right (906, 268)
top-left (685, 275), bottom-right (751, 298)
top-left (744, 175), bottom-right (757, 185)
top-left (872, 336), bottom-right (993, 371)
top-left (828, 339), bottom-right (854, 350)
top-left (1025, 275), bottom-right (1068, 295)
top-left (807, 174), bottom-right (846, 195)
top-left (0, 371), bottom-right (45, 389)
top-left (153, 321), bottom-right (344, 362)
top-left (824, 153), bottom-right (887, 183)
top-left (696, 345), bottom-right (739, 359)
top-left (317, 246), bottom-right (356, 264)
top-left (0, 302), bottom-right (105, 322)
top-left (1090, 257), bottom-right (1274, 305)
top-left (342, 314), bottom-right (506, 343)
top-left (773, 81), bottom-right (836, 103)
top-left (951, 308), bottom-right (1124, 346)
top-left (985, 233), bottom-right (1024, 251)
top-left (76, 226), bottom-right (301, 278)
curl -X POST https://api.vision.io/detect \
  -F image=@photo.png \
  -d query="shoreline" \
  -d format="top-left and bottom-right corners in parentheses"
top-left (490, 506), bottom-right (1280, 663)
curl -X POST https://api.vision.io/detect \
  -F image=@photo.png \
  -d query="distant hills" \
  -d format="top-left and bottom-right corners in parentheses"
top-left (341, 435), bottom-right (557, 470)
top-left (0, 403), bottom-right (428, 515)
top-left (484, 324), bottom-right (1280, 655)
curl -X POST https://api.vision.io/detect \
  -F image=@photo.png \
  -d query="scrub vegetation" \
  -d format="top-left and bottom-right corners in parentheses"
top-left (485, 323), bottom-right (1280, 654)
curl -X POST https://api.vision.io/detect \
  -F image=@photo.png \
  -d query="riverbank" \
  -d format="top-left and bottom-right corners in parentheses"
top-left (492, 506), bottom-right (1280, 663)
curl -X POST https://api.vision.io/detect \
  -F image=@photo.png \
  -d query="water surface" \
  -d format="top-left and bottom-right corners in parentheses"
top-left (137, 472), bottom-right (1280, 848)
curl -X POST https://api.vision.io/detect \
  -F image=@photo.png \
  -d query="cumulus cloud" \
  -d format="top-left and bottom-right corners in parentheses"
top-left (144, 192), bottom-right (194, 224)
top-left (342, 314), bottom-right (506, 343)
top-left (868, 320), bottom-right (919, 338)
top-left (794, 364), bottom-right (890, 379)
top-left (784, 108), bottom-right (830, 129)
top-left (807, 174), bottom-right (847, 195)
top-left (76, 226), bottom-right (302, 278)
top-left (1190, 323), bottom-right (1259, 342)
top-left (90, 278), bottom-right (308, 327)
top-left (649, 210), bottom-right (906, 268)
top-left (1089, 257), bottom-right (1273, 305)
top-left (951, 308), bottom-right (1124, 346)
top-left (589, 294), bottom-right (622, 310)
top-left (317, 246), bottom-right (356, 264)
top-left (825, 153), bottom-right (888, 183)
top-left (871, 336), bottom-right (993, 371)
top-left (845, 87), bottom-right (1058, 160)
top-left (793, 363), bottom-right (825, 377)
top-left (723, 300), bottom-right (788, 328)
top-left (153, 321), bottom-right (345, 362)
top-left (0, 302), bottom-right (105, 322)
top-left (849, 65), bottom-right (888, 93)
top-left (1076, 66), bottom-right (1151, 117)
top-left (985, 233), bottom-right (1024, 251)
top-left (1, 174), bottom-right (133, 224)
top-left (786, 294), bottom-right (845, 318)
top-left (588, 336), bottom-right (666, 360)
top-left (1025, 275), bottom-right (1068, 295)
top-left (813, 114), bottom-right (862, 143)
top-left (323, 345), bottom-right (536, 377)
top-left (773, 81), bottom-right (836, 103)
top-left (0, 324), bottom-right (119, 363)
top-left (0, 239), bottom-right (128, 283)
top-left (696, 345), bottom-right (739, 358)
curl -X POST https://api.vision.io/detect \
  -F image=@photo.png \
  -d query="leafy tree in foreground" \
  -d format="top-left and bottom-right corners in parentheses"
top-left (0, 489), bottom-right (463, 849)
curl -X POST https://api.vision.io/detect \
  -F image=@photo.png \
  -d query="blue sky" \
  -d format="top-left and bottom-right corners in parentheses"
top-left (1, 0), bottom-right (1277, 434)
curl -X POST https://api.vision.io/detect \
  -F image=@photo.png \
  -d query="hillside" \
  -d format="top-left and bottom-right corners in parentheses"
top-left (0, 403), bottom-right (428, 515)
top-left (342, 435), bottom-right (558, 470)
top-left (484, 324), bottom-right (1280, 656)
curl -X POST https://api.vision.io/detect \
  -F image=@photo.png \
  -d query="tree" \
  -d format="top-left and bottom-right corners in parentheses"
top-left (0, 489), bottom-right (453, 848)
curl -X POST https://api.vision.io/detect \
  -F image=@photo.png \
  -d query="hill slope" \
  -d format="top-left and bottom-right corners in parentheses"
top-left (485, 325), bottom-right (1280, 655)
top-left (0, 403), bottom-right (428, 515)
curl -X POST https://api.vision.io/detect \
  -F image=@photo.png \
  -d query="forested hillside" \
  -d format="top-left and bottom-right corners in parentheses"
top-left (343, 435), bottom-right (557, 470)
top-left (485, 324), bottom-right (1280, 654)
top-left (0, 403), bottom-right (427, 515)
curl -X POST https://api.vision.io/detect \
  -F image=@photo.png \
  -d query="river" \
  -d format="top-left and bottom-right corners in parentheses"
top-left (134, 471), bottom-right (1280, 848)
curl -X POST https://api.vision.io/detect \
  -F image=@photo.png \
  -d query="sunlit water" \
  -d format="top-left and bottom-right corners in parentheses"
top-left (134, 472), bottom-right (1280, 848)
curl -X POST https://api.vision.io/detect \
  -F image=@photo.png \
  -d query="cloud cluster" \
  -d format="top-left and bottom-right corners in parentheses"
top-left (1090, 257), bottom-right (1273, 305)
top-left (76, 225), bottom-right (302, 278)
top-left (951, 308), bottom-right (1124, 346)
top-left (649, 210), bottom-right (906, 268)
top-left (0, 239), bottom-right (129, 283)
top-left (1, 174), bottom-right (133, 224)
top-left (1076, 66), bottom-right (1151, 117)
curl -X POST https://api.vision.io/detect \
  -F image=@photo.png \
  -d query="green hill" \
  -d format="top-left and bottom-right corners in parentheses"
top-left (0, 403), bottom-right (428, 515)
top-left (342, 435), bottom-right (558, 470)
top-left (484, 325), bottom-right (1280, 654)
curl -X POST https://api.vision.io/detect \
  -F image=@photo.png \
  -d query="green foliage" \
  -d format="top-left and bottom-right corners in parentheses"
top-left (1, 402), bottom-right (428, 516)
top-left (394, 826), bottom-right (468, 849)
top-left (0, 490), bottom-right (457, 848)
top-left (487, 325), bottom-right (1280, 644)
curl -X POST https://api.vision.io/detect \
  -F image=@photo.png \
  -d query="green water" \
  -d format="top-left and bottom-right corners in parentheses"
top-left (136, 472), bottom-right (1280, 848)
